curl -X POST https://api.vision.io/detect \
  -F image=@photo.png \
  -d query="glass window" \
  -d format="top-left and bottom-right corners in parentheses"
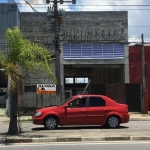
top-left (75, 77), bottom-right (88, 84)
top-left (65, 78), bottom-right (74, 84)
top-left (24, 86), bottom-right (36, 92)
top-left (69, 98), bottom-right (86, 108)
top-left (89, 97), bottom-right (106, 107)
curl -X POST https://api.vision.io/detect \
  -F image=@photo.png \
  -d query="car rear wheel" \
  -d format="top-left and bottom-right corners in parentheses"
top-left (44, 116), bottom-right (58, 130)
top-left (106, 116), bottom-right (120, 128)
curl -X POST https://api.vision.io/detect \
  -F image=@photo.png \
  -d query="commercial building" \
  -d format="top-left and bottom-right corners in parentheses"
top-left (0, 2), bottom-right (20, 107)
top-left (20, 11), bottom-right (132, 109)
top-left (1, 3), bottom-right (143, 112)
top-left (129, 45), bottom-right (150, 111)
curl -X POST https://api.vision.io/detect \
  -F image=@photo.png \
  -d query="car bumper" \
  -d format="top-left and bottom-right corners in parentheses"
top-left (32, 117), bottom-right (43, 125)
top-left (121, 113), bottom-right (130, 123)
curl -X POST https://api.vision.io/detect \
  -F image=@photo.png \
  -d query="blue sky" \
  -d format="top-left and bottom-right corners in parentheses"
top-left (2, 0), bottom-right (150, 43)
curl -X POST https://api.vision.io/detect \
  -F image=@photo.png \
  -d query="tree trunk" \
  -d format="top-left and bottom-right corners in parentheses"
top-left (8, 88), bottom-right (18, 135)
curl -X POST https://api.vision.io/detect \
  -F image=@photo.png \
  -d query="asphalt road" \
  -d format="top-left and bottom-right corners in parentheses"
top-left (1, 142), bottom-right (150, 150)
top-left (1, 121), bottom-right (150, 133)
top-left (0, 121), bottom-right (150, 133)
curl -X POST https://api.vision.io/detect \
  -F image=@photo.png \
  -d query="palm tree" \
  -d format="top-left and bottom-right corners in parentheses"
top-left (0, 27), bottom-right (56, 135)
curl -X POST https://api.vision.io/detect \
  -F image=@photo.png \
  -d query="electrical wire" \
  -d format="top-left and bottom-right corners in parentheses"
top-left (10, 1), bottom-right (150, 40)
top-left (16, 5), bottom-right (150, 11)
top-left (15, 4), bottom-right (150, 6)
top-left (24, 0), bottom-right (51, 22)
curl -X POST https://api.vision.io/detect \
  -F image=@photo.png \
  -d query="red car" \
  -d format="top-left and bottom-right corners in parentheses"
top-left (32, 95), bottom-right (129, 129)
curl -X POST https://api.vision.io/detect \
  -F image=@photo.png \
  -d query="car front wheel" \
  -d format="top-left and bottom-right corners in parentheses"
top-left (44, 116), bottom-right (58, 130)
top-left (106, 116), bottom-right (120, 128)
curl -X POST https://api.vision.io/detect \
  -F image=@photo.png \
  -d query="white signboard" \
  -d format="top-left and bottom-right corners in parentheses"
top-left (36, 84), bottom-right (56, 95)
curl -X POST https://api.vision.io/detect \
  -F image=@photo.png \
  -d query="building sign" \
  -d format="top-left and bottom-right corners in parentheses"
top-left (36, 84), bottom-right (56, 95)
top-left (21, 20), bottom-right (128, 43)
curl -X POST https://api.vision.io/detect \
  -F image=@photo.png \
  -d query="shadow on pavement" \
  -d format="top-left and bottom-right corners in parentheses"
top-left (31, 125), bottom-right (129, 131)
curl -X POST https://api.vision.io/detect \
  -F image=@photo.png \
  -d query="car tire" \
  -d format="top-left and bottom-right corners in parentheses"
top-left (106, 116), bottom-right (120, 128)
top-left (44, 116), bottom-right (58, 130)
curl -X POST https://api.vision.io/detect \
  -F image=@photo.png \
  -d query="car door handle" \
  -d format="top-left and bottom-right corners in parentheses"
top-left (81, 110), bottom-right (85, 112)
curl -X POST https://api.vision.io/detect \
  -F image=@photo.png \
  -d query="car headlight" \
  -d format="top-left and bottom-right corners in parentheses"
top-left (34, 112), bottom-right (41, 116)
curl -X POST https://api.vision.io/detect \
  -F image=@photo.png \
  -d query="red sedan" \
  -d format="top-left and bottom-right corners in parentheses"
top-left (32, 94), bottom-right (129, 129)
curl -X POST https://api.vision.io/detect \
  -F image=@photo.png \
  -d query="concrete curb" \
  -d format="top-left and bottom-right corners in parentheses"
top-left (1, 136), bottom-right (150, 144)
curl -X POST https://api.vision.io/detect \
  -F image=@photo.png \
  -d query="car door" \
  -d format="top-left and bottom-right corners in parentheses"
top-left (86, 96), bottom-right (108, 125)
top-left (63, 97), bottom-right (87, 125)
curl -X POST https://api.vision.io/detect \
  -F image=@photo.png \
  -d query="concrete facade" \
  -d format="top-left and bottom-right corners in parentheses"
top-left (0, 3), bottom-right (20, 87)
top-left (0, 3), bottom-right (20, 59)
top-left (19, 11), bottom-right (129, 107)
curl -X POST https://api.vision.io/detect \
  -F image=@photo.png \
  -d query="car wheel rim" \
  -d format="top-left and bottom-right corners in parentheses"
top-left (108, 117), bottom-right (119, 127)
top-left (46, 118), bottom-right (57, 129)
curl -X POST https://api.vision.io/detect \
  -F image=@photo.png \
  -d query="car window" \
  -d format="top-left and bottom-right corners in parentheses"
top-left (88, 97), bottom-right (106, 107)
top-left (57, 97), bottom-right (73, 106)
top-left (69, 98), bottom-right (86, 108)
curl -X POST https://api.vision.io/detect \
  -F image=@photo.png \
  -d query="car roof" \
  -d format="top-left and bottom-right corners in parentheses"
top-left (72, 94), bottom-right (104, 98)
top-left (72, 94), bottom-right (117, 104)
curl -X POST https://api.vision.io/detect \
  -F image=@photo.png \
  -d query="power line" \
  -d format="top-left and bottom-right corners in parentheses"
top-left (13, 4), bottom-right (150, 6)
top-left (14, 1), bottom-right (150, 42)
top-left (24, 1), bottom-right (51, 22)
top-left (16, 5), bottom-right (150, 10)
top-left (17, 7), bottom-right (150, 11)
top-left (3, 1), bottom-right (150, 6)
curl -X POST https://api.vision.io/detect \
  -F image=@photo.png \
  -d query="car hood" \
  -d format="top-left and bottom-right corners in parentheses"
top-left (36, 105), bottom-right (58, 112)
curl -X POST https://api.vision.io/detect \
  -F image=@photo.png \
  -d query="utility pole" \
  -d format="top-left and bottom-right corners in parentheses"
top-left (53, 0), bottom-right (61, 102)
top-left (141, 34), bottom-right (146, 113)
top-left (46, 0), bottom-right (76, 102)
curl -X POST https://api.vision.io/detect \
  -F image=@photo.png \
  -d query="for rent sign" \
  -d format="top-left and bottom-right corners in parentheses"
top-left (36, 84), bottom-right (56, 95)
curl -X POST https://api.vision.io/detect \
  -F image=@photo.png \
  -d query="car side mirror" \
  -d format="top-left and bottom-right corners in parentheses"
top-left (64, 106), bottom-right (68, 109)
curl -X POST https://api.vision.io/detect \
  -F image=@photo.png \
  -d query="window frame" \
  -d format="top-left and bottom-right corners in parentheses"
top-left (64, 76), bottom-right (90, 85)
top-left (68, 97), bottom-right (88, 108)
top-left (87, 96), bottom-right (106, 107)
top-left (65, 77), bottom-right (74, 84)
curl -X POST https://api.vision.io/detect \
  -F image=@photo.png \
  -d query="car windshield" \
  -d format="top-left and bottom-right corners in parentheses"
top-left (56, 97), bottom-right (72, 106)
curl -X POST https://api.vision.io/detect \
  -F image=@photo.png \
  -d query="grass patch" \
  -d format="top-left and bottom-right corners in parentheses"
top-left (19, 118), bottom-right (32, 122)
top-left (0, 108), bottom-right (6, 116)
top-left (0, 117), bottom-right (32, 122)
top-left (141, 114), bottom-right (150, 117)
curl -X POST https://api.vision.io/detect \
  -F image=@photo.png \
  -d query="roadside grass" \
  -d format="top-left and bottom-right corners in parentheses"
top-left (130, 112), bottom-right (150, 117)
top-left (19, 118), bottom-right (32, 122)
top-left (2, 118), bottom-right (32, 123)
top-left (0, 108), bottom-right (6, 116)
top-left (141, 114), bottom-right (150, 117)
top-left (0, 108), bottom-right (32, 122)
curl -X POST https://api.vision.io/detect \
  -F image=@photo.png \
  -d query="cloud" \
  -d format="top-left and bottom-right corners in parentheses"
top-left (70, 0), bottom-right (150, 42)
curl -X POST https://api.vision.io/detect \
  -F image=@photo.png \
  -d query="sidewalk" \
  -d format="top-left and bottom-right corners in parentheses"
top-left (129, 112), bottom-right (150, 121)
top-left (0, 112), bottom-right (150, 144)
